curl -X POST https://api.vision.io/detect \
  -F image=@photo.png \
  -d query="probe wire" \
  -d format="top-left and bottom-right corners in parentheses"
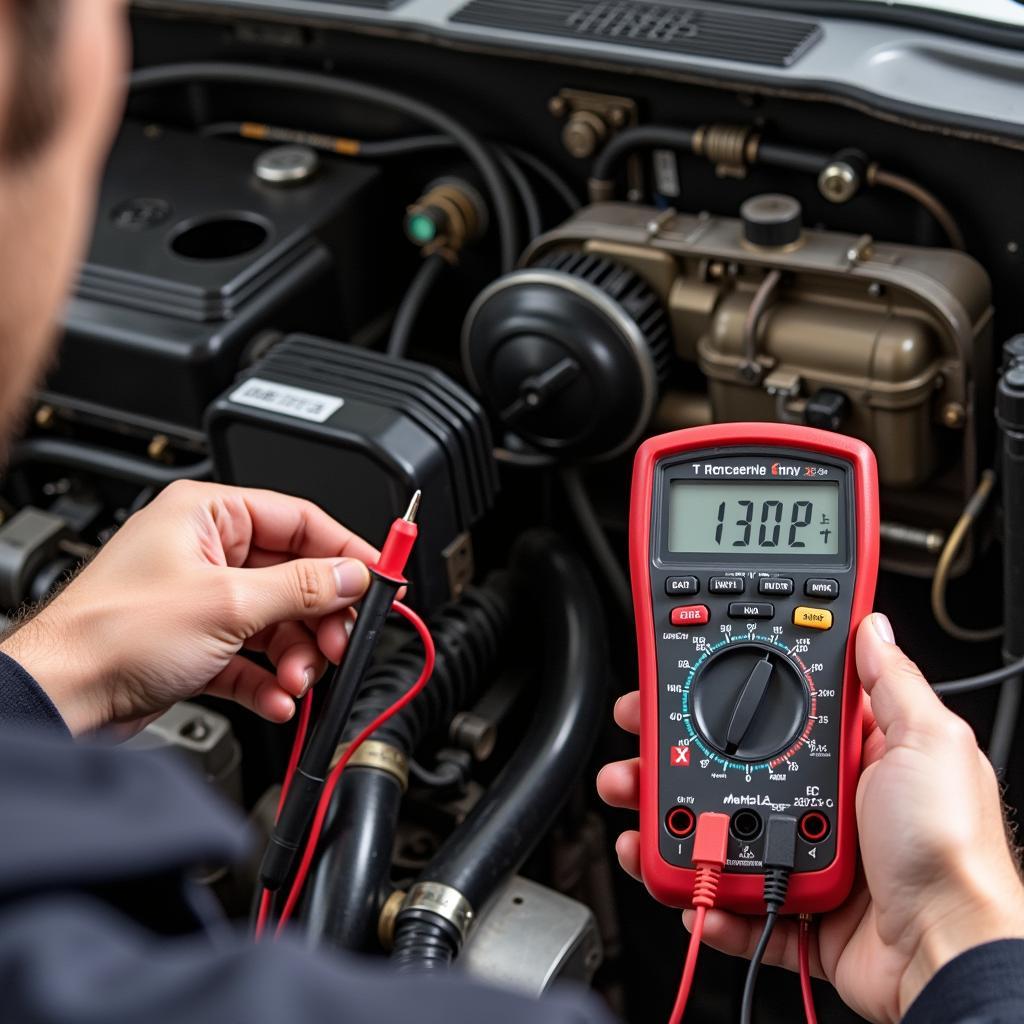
top-left (254, 601), bottom-right (435, 939)
top-left (798, 916), bottom-right (818, 1024)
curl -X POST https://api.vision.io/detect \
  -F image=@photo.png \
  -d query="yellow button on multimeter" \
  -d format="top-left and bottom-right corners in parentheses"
top-left (794, 606), bottom-right (833, 630)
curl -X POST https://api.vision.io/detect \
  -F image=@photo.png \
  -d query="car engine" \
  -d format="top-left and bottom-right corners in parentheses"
top-left (2, 2), bottom-right (1023, 1021)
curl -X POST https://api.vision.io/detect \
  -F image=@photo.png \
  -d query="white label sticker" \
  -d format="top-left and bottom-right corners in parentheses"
top-left (229, 378), bottom-right (344, 424)
top-left (652, 149), bottom-right (681, 198)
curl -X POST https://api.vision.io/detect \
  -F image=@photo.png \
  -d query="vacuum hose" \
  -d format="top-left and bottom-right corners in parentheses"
top-left (391, 531), bottom-right (607, 971)
top-left (304, 584), bottom-right (508, 948)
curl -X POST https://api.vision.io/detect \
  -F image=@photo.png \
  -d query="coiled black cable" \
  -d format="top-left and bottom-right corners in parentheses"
top-left (129, 63), bottom-right (521, 272)
top-left (391, 531), bottom-right (607, 971)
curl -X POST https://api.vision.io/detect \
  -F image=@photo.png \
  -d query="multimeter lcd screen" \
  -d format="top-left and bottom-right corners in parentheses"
top-left (668, 481), bottom-right (841, 555)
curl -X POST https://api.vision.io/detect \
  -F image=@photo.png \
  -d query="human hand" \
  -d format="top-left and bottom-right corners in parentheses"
top-left (597, 613), bottom-right (1024, 1022)
top-left (0, 481), bottom-right (379, 737)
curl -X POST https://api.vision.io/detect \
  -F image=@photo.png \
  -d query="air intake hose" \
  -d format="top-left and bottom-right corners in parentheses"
top-left (304, 584), bottom-right (508, 949)
top-left (391, 531), bottom-right (607, 971)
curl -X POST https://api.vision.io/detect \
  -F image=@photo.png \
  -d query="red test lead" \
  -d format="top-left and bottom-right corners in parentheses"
top-left (256, 492), bottom-right (425, 919)
top-left (667, 811), bottom-right (729, 1024)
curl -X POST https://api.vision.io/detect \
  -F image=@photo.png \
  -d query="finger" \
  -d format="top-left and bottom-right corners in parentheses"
top-left (316, 608), bottom-right (357, 664)
top-left (263, 620), bottom-right (327, 698)
top-left (614, 691), bottom-right (641, 735)
top-left (856, 612), bottom-right (948, 744)
top-left (223, 558), bottom-right (370, 638)
top-left (204, 655), bottom-right (296, 723)
top-left (615, 830), bottom-right (642, 881)
top-left (597, 759), bottom-right (640, 810)
top-left (238, 489), bottom-right (380, 564)
top-left (683, 909), bottom-right (802, 974)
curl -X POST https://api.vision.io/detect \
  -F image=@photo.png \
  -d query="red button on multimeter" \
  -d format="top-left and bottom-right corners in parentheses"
top-left (629, 424), bottom-right (879, 915)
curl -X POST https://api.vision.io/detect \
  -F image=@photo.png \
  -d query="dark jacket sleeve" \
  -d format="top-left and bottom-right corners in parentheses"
top-left (0, 726), bottom-right (617, 1024)
top-left (0, 895), bottom-right (615, 1024)
top-left (902, 940), bottom-right (1024, 1024)
top-left (0, 651), bottom-right (69, 734)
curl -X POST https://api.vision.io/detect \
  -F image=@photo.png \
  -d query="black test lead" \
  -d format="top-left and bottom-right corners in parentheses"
top-left (259, 491), bottom-right (423, 895)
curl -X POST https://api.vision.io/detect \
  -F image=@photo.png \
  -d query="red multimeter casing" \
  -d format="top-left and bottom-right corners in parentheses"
top-left (630, 423), bottom-right (878, 915)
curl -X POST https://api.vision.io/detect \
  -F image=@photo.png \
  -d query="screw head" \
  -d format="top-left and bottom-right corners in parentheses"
top-left (941, 402), bottom-right (966, 428)
top-left (548, 96), bottom-right (568, 118)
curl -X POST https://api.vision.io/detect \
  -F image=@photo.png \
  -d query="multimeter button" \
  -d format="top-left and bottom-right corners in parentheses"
top-left (805, 578), bottom-right (840, 599)
top-left (758, 577), bottom-right (794, 596)
top-left (665, 576), bottom-right (700, 596)
top-left (794, 606), bottom-right (833, 630)
top-left (709, 577), bottom-right (745, 595)
top-left (671, 605), bottom-right (709, 626)
top-left (727, 602), bottom-right (774, 619)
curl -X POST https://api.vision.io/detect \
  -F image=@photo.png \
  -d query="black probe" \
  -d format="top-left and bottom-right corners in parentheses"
top-left (259, 491), bottom-right (422, 893)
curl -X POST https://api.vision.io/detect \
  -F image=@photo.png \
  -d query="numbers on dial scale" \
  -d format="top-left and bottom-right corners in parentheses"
top-left (674, 632), bottom-right (821, 775)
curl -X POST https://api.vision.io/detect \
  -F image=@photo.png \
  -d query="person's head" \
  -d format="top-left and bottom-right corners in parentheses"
top-left (0, 0), bottom-right (127, 453)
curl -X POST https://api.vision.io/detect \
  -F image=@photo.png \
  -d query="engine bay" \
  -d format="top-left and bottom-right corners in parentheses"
top-left (3, 2), bottom-right (1024, 1020)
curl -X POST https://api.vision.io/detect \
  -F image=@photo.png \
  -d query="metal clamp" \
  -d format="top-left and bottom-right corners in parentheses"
top-left (402, 881), bottom-right (475, 942)
top-left (332, 740), bottom-right (409, 792)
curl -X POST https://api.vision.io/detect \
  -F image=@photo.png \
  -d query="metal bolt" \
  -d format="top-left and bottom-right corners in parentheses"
top-left (179, 718), bottom-right (210, 742)
top-left (867, 282), bottom-right (884, 299)
top-left (1009, 241), bottom-right (1021, 256)
top-left (941, 402), bottom-right (966, 429)
top-left (548, 96), bottom-right (568, 118)
top-left (818, 161), bottom-right (860, 204)
top-left (608, 106), bottom-right (627, 128)
top-left (561, 110), bottom-right (607, 160)
top-left (34, 405), bottom-right (55, 429)
top-left (148, 434), bottom-right (170, 461)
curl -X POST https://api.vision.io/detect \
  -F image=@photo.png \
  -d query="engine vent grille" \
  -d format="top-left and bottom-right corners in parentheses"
top-left (450, 0), bottom-right (821, 67)
top-left (321, 0), bottom-right (408, 8)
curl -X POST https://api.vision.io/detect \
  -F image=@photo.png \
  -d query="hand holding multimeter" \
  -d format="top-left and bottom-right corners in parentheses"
top-left (605, 423), bottom-right (1024, 1024)
top-left (617, 423), bottom-right (881, 1022)
top-left (631, 423), bottom-right (879, 919)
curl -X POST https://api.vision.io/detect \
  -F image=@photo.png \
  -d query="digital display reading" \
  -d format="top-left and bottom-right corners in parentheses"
top-left (668, 481), bottom-right (841, 555)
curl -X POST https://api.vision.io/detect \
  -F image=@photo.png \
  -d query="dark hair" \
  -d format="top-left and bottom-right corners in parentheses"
top-left (2, 1), bottom-right (64, 163)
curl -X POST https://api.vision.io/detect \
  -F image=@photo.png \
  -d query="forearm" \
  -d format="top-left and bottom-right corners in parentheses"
top-left (0, 607), bottom-right (112, 735)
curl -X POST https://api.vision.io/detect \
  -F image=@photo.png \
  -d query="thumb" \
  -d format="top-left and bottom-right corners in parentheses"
top-left (224, 557), bottom-right (370, 637)
top-left (856, 612), bottom-right (947, 744)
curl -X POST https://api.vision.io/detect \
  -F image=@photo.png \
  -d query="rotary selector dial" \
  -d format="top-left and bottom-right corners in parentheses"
top-left (689, 641), bottom-right (810, 765)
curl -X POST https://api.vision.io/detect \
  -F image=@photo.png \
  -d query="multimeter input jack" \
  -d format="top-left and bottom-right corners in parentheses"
top-left (666, 807), bottom-right (696, 839)
top-left (798, 811), bottom-right (831, 843)
top-left (730, 809), bottom-right (764, 843)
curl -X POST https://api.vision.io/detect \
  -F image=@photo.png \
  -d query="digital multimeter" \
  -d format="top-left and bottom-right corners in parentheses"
top-left (630, 423), bottom-right (879, 915)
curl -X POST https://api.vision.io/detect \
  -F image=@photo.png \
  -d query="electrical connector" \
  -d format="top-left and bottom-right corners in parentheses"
top-left (666, 812), bottom-right (729, 1024)
top-left (762, 813), bottom-right (798, 911)
top-left (740, 813), bottom-right (800, 1024)
top-left (691, 811), bottom-right (730, 909)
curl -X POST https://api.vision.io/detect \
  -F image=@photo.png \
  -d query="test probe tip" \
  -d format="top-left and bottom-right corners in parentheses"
top-left (404, 490), bottom-right (423, 523)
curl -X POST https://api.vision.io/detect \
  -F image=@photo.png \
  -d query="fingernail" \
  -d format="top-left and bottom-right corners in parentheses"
top-left (872, 613), bottom-right (895, 644)
top-left (301, 667), bottom-right (315, 696)
top-left (285, 699), bottom-right (296, 721)
top-left (333, 559), bottom-right (368, 597)
top-left (344, 618), bottom-right (354, 637)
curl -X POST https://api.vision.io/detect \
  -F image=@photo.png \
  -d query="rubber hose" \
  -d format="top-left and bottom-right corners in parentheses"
top-left (5, 437), bottom-right (213, 487)
top-left (304, 584), bottom-right (508, 949)
top-left (391, 530), bottom-right (607, 969)
top-left (591, 125), bottom-right (696, 186)
top-left (129, 63), bottom-right (520, 272)
top-left (391, 912), bottom-right (462, 972)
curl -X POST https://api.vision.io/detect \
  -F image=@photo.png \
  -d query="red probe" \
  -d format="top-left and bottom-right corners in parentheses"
top-left (254, 492), bottom-right (435, 940)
